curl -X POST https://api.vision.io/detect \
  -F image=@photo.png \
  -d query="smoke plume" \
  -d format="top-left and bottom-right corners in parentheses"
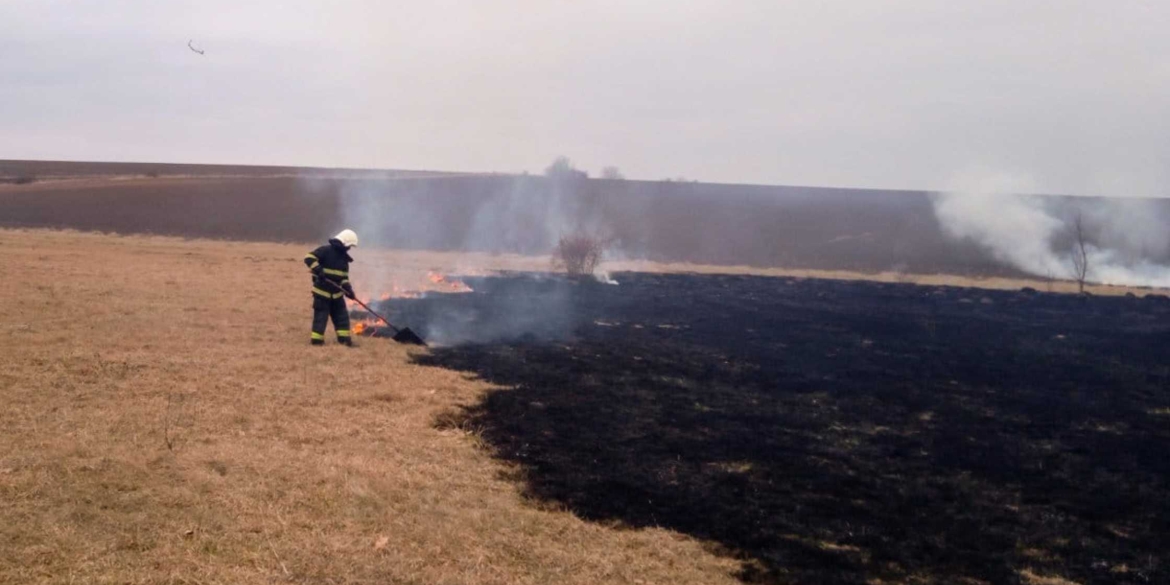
top-left (385, 275), bottom-right (581, 346)
top-left (327, 171), bottom-right (621, 344)
top-left (931, 171), bottom-right (1170, 288)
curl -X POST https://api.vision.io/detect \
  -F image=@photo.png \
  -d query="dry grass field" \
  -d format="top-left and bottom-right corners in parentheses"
top-left (0, 229), bottom-right (741, 584)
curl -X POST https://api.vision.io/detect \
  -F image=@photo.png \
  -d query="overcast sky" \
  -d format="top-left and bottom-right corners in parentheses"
top-left (2, 1), bottom-right (1168, 195)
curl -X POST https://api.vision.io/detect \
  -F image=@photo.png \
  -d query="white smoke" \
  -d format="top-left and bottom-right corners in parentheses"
top-left (320, 171), bottom-right (629, 343)
top-left (334, 173), bottom-right (619, 284)
top-left (594, 270), bottom-right (619, 285)
top-left (393, 275), bottom-right (579, 346)
top-left (462, 178), bottom-right (590, 254)
top-left (931, 169), bottom-right (1170, 287)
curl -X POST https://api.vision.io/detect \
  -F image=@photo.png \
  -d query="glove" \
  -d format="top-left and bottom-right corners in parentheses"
top-left (343, 284), bottom-right (356, 300)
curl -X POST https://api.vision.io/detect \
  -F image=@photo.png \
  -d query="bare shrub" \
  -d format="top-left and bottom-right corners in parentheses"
top-left (553, 232), bottom-right (608, 276)
top-left (1069, 213), bottom-right (1090, 293)
top-left (9, 175), bottom-right (37, 185)
top-left (600, 166), bottom-right (624, 180)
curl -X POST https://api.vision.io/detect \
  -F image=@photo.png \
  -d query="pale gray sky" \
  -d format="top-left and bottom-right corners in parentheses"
top-left (2, 1), bottom-right (1168, 195)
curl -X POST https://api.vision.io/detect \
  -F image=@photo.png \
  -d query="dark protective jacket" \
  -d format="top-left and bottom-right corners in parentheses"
top-left (304, 239), bottom-right (355, 299)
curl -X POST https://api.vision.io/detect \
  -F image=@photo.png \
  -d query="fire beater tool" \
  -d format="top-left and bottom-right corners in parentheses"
top-left (322, 280), bottom-right (427, 346)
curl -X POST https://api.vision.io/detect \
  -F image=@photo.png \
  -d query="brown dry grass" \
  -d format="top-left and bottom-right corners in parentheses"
top-left (597, 260), bottom-right (1167, 297)
top-left (1018, 568), bottom-right (1083, 585)
top-left (312, 245), bottom-right (1167, 299)
top-left (390, 252), bottom-right (1166, 297)
top-left (0, 229), bottom-right (739, 584)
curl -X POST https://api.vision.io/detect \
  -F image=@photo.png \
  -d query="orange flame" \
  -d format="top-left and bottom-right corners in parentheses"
top-left (352, 318), bottom-right (381, 336)
top-left (427, 271), bottom-right (473, 292)
top-left (352, 273), bottom-right (471, 326)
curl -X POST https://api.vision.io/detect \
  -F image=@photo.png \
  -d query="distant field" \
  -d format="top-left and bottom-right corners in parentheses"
top-left (0, 160), bottom-right (1020, 277)
top-left (3, 159), bottom-right (1168, 285)
top-left (0, 159), bottom-right (468, 182)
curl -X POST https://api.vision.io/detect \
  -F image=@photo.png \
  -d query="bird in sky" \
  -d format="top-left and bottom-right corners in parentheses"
top-left (187, 40), bottom-right (204, 55)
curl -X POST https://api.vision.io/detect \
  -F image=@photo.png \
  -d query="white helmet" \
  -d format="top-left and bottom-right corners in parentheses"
top-left (333, 228), bottom-right (359, 249)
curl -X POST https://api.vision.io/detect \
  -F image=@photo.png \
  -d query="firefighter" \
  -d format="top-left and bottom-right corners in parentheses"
top-left (304, 229), bottom-right (359, 346)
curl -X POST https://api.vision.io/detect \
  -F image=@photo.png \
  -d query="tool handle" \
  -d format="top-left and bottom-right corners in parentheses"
top-left (349, 296), bottom-right (401, 334)
top-left (320, 278), bottom-right (400, 333)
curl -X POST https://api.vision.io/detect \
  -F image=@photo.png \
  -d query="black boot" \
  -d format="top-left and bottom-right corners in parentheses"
top-left (339, 338), bottom-right (355, 347)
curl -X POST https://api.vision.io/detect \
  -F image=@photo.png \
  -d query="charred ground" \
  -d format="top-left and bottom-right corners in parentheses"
top-left (379, 273), bottom-right (1170, 584)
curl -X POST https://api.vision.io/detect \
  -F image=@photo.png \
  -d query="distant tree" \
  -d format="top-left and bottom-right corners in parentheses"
top-left (1069, 213), bottom-right (1090, 293)
top-left (600, 166), bottom-right (624, 180)
top-left (544, 156), bottom-right (588, 181)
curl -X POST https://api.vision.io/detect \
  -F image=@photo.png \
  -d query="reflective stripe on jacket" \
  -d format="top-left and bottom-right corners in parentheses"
top-left (304, 239), bottom-right (354, 299)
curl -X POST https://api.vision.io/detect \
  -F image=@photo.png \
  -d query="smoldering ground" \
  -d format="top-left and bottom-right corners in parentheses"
top-left (366, 275), bottom-right (582, 346)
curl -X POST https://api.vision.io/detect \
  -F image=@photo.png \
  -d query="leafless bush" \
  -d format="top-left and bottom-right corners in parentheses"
top-left (553, 232), bottom-right (609, 276)
top-left (1069, 213), bottom-right (1090, 293)
top-left (600, 166), bottom-right (624, 180)
top-left (5, 175), bottom-right (37, 185)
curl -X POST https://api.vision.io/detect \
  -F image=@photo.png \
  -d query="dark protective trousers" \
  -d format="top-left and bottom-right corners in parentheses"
top-left (311, 296), bottom-right (351, 344)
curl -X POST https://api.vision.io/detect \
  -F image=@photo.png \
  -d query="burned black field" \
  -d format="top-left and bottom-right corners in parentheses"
top-left (370, 273), bottom-right (1169, 584)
